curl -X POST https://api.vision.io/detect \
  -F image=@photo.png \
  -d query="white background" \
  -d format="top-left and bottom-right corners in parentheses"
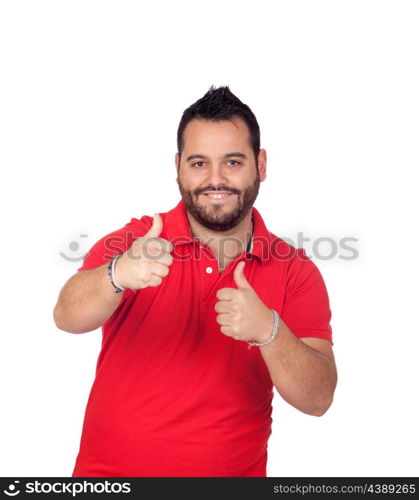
top-left (1, 0), bottom-right (418, 477)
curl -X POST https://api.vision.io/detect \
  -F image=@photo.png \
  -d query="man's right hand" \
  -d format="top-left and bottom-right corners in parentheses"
top-left (114, 213), bottom-right (174, 290)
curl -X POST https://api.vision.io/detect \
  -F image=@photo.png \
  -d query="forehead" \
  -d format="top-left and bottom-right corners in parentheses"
top-left (182, 117), bottom-right (251, 153)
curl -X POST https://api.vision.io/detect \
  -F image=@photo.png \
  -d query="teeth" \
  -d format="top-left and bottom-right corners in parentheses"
top-left (208, 193), bottom-right (229, 199)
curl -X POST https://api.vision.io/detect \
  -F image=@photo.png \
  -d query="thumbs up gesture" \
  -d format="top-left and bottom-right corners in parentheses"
top-left (114, 213), bottom-right (174, 290)
top-left (215, 261), bottom-right (273, 344)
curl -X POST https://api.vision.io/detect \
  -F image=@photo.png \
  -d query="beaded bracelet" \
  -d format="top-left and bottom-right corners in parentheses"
top-left (247, 309), bottom-right (280, 349)
top-left (107, 254), bottom-right (125, 293)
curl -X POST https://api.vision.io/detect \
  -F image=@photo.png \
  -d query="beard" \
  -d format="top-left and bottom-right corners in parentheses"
top-left (177, 170), bottom-right (260, 232)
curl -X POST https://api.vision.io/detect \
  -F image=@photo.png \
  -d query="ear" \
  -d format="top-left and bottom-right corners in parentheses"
top-left (257, 149), bottom-right (267, 182)
top-left (175, 152), bottom-right (180, 183)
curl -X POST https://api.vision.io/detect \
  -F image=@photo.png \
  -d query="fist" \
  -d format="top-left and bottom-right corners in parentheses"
top-left (115, 213), bottom-right (174, 290)
top-left (215, 261), bottom-right (273, 343)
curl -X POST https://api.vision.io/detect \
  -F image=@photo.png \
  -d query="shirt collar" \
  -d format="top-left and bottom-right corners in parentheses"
top-left (164, 199), bottom-right (274, 265)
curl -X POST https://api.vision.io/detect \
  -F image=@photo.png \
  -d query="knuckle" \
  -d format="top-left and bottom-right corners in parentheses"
top-left (140, 268), bottom-right (152, 283)
top-left (150, 276), bottom-right (162, 287)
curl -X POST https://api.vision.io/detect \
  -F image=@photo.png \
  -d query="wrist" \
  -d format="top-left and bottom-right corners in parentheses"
top-left (258, 307), bottom-right (275, 342)
top-left (248, 309), bottom-right (280, 349)
top-left (107, 254), bottom-right (126, 293)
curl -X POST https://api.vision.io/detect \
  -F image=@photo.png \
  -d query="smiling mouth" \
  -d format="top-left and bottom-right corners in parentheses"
top-left (201, 192), bottom-right (235, 200)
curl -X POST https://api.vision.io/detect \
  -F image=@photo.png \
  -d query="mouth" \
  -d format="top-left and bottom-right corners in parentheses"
top-left (200, 191), bottom-right (236, 200)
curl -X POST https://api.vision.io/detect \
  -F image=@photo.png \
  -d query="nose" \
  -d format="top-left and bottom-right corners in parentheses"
top-left (205, 165), bottom-right (228, 187)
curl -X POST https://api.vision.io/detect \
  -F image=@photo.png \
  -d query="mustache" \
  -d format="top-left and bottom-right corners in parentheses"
top-left (194, 186), bottom-right (241, 196)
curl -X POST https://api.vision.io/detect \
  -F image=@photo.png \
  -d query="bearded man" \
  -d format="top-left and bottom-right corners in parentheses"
top-left (53, 85), bottom-right (337, 477)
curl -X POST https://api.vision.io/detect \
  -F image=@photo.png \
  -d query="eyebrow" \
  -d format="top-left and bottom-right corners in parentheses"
top-left (186, 152), bottom-right (248, 162)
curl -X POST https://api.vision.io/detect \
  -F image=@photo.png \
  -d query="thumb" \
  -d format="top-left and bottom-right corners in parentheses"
top-left (144, 213), bottom-right (163, 238)
top-left (233, 261), bottom-right (252, 290)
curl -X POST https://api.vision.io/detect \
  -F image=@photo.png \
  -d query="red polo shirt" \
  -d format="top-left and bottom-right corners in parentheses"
top-left (71, 199), bottom-right (333, 477)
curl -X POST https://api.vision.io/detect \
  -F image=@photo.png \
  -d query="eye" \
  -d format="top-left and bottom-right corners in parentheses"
top-left (192, 161), bottom-right (205, 167)
top-left (228, 160), bottom-right (242, 166)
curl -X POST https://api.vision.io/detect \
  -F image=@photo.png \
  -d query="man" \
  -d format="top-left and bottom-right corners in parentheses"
top-left (53, 85), bottom-right (337, 477)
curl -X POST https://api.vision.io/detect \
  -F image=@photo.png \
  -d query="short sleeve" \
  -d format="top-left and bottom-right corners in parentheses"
top-left (77, 228), bottom-right (129, 272)
top-left (77, 215), bottom-right (153, 303)
top-left (281, 248), bottom-right (333, 344)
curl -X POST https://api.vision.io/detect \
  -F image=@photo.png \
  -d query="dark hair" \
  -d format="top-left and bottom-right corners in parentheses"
top-left (176, 85), bottom-right (260, 168)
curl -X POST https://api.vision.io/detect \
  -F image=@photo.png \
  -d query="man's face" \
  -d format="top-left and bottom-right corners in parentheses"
top-left (175, 117), bottom-right (266, 232)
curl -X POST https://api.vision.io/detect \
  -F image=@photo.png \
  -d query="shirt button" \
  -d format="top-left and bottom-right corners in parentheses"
top-left (205, 266), bottom-right (213, 274)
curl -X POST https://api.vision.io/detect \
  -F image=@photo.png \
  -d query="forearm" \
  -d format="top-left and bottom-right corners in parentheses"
top-left (53, 263), bottom-right (123, 334)
top-left (259, 319), bottom-right (337, 416)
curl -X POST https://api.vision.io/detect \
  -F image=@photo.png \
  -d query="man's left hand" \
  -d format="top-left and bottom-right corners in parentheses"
top-left (215, 261), bottom-right (273, 344)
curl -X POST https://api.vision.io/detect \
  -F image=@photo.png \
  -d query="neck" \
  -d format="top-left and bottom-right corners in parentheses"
top-left (186, 210), bottom-right (254, 271)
